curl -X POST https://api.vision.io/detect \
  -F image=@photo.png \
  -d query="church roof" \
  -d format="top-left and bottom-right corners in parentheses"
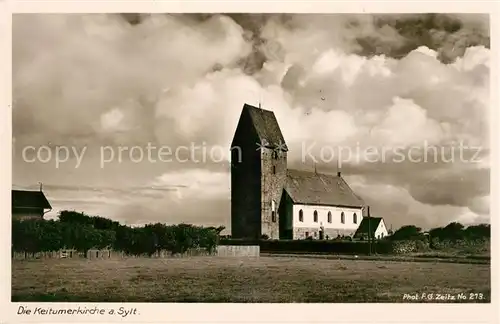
top-left (284, 169), bottom-right (364, 207)
top-left (241, 103), bottom-right (288, 151)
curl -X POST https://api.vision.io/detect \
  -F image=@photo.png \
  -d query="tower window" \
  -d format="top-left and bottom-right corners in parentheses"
top-left (272, 165), bottom-right (276, 174)
top-left (353, 213), bottom-right (357, 224)
top-left (272, 151), bottom-right (278, 159)
top-left (327, 211), bottom-right (332, 223)
top-left (299, 209), bottom-right (304, 222)
top-left (271, 200), bottom-right (277, 222)
top-left (313, 210), bottom-right (318, 223)
top-left (341, 212), bottom-right (345, 224)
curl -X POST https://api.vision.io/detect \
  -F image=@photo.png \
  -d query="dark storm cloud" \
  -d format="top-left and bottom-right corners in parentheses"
top-left (118, 13), bottom-right (490, 76)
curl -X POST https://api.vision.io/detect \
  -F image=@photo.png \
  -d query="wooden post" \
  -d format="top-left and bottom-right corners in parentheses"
top-left (367, 206), bottom-right (372, 255)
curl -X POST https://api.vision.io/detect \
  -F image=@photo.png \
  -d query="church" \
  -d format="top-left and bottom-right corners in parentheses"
top-left (230, 103), bottom-right (369, 240)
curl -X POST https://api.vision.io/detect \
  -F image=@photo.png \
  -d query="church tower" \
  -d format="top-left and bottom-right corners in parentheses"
top-left (230, 103), bottom-right (288, 239)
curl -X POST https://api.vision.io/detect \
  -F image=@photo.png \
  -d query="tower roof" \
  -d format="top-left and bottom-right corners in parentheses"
top-left (232, 103), bottom-right (288, 151)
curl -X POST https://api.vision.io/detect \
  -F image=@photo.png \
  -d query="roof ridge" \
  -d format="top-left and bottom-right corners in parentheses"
top-left (338, 176), bottom-right (364, 201)
top-left (244, 103), bottom-right (274, 113)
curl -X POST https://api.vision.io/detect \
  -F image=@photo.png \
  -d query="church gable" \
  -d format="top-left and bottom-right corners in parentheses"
top-left (354, 217), bottom-right (388, 239)
top-left (284, 169), bottom-right (364, 208)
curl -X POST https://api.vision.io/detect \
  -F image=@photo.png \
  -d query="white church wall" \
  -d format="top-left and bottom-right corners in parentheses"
top-left (291, 204), bottom-right (363, 239)
top-left (292, 204), bottom-right (362, 229)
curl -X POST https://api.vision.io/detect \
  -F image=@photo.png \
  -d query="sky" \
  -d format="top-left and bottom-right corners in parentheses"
top-left (12, 13), bottom-right (490, 232)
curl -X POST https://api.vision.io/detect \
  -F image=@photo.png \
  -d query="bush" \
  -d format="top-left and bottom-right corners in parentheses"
top-left (389, 225), bottom-right (426, 241)
top-left (415, 239), bottom-right (431, 252)
top-left (12, 211), bottom-right (223, 257)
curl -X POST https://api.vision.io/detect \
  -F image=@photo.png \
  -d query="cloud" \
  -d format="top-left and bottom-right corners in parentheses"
top-left (13, 13), bottom-right (490, 230)
top-left (13, 14), bottom-right (252, 146)
top-left (111, 168), bottom-right (231, 227)
top-left (151, 168), bottom-right (229, 200)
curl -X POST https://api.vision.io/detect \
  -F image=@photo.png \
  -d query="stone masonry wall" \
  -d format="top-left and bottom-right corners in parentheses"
top-left (261, 147), bottom-right (287, 240)
top-left (293, 227), bottom-right (356, 240)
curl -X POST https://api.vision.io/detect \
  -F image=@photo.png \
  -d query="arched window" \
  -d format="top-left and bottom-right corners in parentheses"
top-left (313, 210), bottom-right (318, 223)
top-left (271, 200), bottom-right (277, 222)
top-left (353, 213), bottom-right (357, 224)
top-left (341, 212), bottom-right (345, 224)
top-left (327, 211), bottom-right (332, 223)
top-left (299, 209), bottom-right (304, 222)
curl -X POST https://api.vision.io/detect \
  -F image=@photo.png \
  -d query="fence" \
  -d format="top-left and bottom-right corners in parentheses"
top-left (13, 249), bottom-right (108, 260)
top-left (216, 245), bottom-right (260, 257)
top-left (12, 245), bottom-right (260, 260)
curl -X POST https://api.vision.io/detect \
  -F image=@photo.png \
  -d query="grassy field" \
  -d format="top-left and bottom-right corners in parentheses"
top-left (12, 256), bottom-right (491, 303)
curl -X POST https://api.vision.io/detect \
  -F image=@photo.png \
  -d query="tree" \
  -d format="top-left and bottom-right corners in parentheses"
top-left (75, 225), bottom-right (100, 256)
top-left (58, 210), bottom-right (93, 225)
top-left (93, 216), bottom-right (120, 231)
top-left (442, 222), bottom-right (465, 240)
top-left (40, 220), bottom-right (63, 251)
top-left (173, 224), bottom-right (195, 254)
top-left (207, 226), bottom-right (225, 235)
top-left (464, 224), bottom-right (490, 239)
top-left (94, 230), bottom-right (116, 250)
top-left (390, 225), bottom-right (424, 240)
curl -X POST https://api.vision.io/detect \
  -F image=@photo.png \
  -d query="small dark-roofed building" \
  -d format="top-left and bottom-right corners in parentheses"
top-left (354, 217), bottom-right (389, 240)
top-left (12, 189), bottom-right (52, 221)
